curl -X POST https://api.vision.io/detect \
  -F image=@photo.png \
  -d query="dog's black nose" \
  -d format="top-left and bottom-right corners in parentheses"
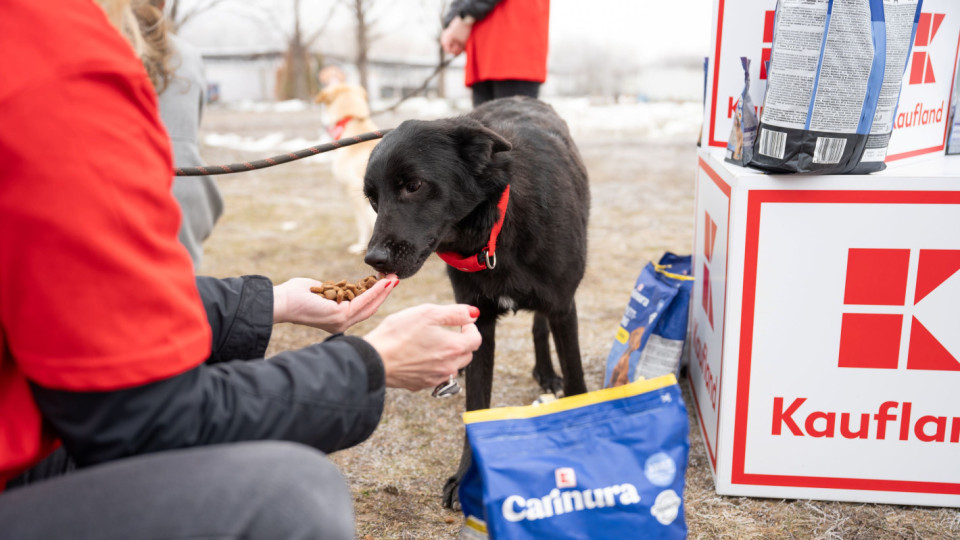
top-left (364, 246), bottom-right (391, 272)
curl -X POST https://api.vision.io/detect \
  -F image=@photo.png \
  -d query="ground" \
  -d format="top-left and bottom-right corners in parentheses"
top-left (197, 101), bottom-right (960, 539)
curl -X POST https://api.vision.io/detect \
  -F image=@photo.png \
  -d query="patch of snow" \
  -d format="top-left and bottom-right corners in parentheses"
top-left (202, 132), bottom-right (332, 162)
top-left (226, 99), bottom-right (311, 113)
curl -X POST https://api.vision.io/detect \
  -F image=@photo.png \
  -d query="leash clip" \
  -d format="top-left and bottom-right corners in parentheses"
top-left (432, 375), bottom-right (461, 398)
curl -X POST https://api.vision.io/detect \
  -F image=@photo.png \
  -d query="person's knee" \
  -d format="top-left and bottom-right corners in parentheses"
top-left (245, 442), bottom-right (355, 540)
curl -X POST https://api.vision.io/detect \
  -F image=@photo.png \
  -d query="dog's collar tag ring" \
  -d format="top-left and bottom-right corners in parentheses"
top-left (432, 375), bottom-right (461, 398)
top-left (436, 185), bottom-right (510, 272)
top-left (482, 249), bottom-right (496, 270)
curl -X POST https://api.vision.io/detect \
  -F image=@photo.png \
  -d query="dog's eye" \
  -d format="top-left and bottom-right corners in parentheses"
top-left (404, 180), bottom-right (422, 194)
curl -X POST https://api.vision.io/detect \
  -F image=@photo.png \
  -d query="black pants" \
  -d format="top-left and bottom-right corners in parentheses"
top-left (471, 79), bottom-right (541, 107)
top-left (0, 442), bottom-right (354, 540)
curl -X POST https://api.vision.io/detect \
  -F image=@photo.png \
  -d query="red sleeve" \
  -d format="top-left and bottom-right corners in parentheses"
top-left (0, 56), bottom-right (212, 391)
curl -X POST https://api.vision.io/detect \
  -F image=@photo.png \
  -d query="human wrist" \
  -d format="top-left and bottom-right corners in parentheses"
top-left (363, 332), bottom-right (400, 389)
top-left (272, 284), bottom-right (289, 324)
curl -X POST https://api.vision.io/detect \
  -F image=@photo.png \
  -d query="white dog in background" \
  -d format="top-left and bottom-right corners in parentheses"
top-left (315, 83), bottom-right (379, 254)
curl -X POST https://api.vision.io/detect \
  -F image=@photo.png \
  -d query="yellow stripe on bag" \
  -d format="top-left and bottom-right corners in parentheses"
top-left (653, 263), bottom-right (695, 281)
top-left (463, 374), bottom-right (677, 424)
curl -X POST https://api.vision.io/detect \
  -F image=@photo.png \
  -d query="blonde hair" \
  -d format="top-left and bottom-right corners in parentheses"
top-left (97, 0), bottom-right (173, 93)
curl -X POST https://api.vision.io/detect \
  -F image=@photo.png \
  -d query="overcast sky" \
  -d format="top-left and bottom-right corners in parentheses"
top-left (177, 0), bottom-right (714, 67)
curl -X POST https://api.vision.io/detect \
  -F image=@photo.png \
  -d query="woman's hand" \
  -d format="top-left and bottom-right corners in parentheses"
top-left (273, 275), bottom-right (398, 334)
top-left (364, 304), bottom-right (481, 391)
top-left (441, 15), bottom-right (473, 56)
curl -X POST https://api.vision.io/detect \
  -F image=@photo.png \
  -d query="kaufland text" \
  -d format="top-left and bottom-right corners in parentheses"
top-left (773, 398), bottom-right (960, 442)
top-left (895, 101), bottom-right (944, 129)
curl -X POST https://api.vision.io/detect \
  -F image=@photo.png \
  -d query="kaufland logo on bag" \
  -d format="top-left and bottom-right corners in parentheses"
top-left (908, 12), bottom-right (946, 85)
top-left (772, 248), bottom-right (960, 443)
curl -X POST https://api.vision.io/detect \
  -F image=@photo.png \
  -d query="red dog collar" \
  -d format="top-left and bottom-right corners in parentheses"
top-left (328, 116), bottom-right (353, 141)
top-left (437, 185), bottom-right (510, 272)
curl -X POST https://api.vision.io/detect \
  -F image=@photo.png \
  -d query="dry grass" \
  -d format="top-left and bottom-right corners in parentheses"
top-left (198, 105), bottom-right (960, 539)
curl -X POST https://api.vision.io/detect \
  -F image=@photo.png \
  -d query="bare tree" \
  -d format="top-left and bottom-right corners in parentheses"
top-left (267, 0), bottom-right (339, 100)
top-left (344, 0), bottom-right (401, 91)
top-left (166, 0), bottom-right (231, 32)
top-left (345, 0), bottom-right (373, 91)
top-left (434, 0), bottom-right (450, 98)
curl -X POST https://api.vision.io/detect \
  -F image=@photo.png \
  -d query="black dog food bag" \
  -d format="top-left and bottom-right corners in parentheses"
top-left (751, 0), bottom-right (887, 174)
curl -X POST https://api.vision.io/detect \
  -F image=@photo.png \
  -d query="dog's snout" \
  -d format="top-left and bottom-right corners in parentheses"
top-left (364, 246), bottom-right (391, 271)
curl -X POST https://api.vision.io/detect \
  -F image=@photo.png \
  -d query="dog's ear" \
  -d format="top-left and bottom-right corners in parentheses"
top-left (450, 119), bottom-right (512, 174)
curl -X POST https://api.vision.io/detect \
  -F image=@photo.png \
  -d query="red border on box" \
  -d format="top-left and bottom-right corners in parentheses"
top-left (707, 0), bottom-right (727, 149)
top-left (731, 189), bottom-right (960, 495)
top-left (886, 27), bottom-right (960, 162)
top-left (688, 157), bottom-right (732, 472)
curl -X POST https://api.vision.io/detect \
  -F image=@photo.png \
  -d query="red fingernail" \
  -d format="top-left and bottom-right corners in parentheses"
top-left (469, 306), bottom-right (480, 317)
top-left (391, 279), bottom-right (399, 288)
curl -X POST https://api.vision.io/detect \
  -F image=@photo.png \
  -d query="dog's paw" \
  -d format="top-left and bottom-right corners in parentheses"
top-left (442, 475), bottom-right (462, 510)
top-left (347, 242), bottom-right (365, 254)
top-left (532, 368), bottom-right (564, 396)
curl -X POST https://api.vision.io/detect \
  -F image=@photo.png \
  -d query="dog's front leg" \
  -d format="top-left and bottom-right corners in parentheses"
top-left (550, 300), bottom-right (588, 397)
top-left (441, 308), bottom-right (497, 510)
top-left (531, 312), bottom-right (563, 394)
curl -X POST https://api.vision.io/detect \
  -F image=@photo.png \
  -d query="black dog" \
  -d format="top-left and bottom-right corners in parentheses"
top-left (362, 96), bottom-right (590, 508)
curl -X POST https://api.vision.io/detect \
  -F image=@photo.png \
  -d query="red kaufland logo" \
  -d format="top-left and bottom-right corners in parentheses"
top-left (760, 10), bottom-right (775, 80)
top-left (771, 248), bottom-right (960, 442)
top-left (839, 248), bottom-right (960, 371)
top-left (725, 11), bottom-right (775, 120)
top-left (701, 212), bottom-right (718, 329)
top-left (909, 12), bottom-right (946, 85)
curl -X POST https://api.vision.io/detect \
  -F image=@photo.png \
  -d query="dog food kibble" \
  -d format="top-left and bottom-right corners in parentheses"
top-left (309, 275), bottom-right (379, 303)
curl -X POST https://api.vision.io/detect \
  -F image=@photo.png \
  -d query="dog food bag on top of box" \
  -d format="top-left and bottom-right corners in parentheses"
top-left (725, 57), bottom-right (760, 167)
top-left (850, 0), bottom-right (924, 172)
top-left (458, 375), bottom-right (689, 540)
top-left (750, 0), bottom-right (888, 174)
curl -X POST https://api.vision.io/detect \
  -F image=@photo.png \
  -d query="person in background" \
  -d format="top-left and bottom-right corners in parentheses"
top-left (0, 1), bottom-right (482, 538)
top-left (135, 0), bottom-right (223, 270)
top-left (440, 0), bottom-right (550, 107)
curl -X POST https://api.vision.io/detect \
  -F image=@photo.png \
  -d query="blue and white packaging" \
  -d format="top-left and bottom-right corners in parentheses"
top-left (604, 253), bottom-right (694, 388)
top-left (459, 375), bottom-right (690, 540)
top-left (725, 57), bottom-right (759, 166)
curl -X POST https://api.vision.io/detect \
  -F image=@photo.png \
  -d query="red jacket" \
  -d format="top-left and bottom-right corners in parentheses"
top-left (464, 0), bottom-right (550, 87)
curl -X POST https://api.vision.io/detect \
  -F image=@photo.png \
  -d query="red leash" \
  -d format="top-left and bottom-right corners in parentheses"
top-left (437, 185), bottom-right (510, 272)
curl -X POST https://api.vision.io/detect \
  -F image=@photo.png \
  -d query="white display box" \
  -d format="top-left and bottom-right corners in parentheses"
top-left (687, 149), bottom-right (960, 507)
top-left (701, 0), bottom-right (960, 165)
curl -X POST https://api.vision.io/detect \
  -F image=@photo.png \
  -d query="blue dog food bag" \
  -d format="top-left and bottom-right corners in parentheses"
top-left (604, 253), bottom-right (693, 388)
top-left (459, 375), bottom-right (689, 540)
